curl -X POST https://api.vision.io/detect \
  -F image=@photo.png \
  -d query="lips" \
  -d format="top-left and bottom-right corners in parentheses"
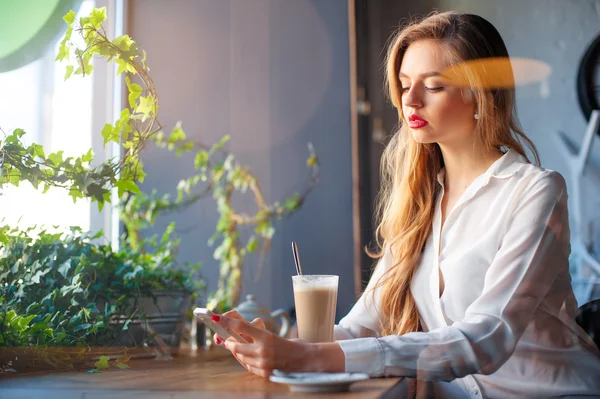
top-left (407, 114), bottom-right (428, 129)
top-left (408, 114), bottom-right (429, 129)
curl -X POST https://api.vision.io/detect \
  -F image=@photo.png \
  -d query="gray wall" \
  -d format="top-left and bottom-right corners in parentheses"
top-left (128, 0), bottom-right (355, 319)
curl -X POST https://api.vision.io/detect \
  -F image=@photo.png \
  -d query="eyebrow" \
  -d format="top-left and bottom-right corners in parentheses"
top-left (398, 71), bottom-right (446, 79)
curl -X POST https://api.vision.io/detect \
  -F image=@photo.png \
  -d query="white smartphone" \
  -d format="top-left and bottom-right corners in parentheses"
top-left (193, 308), bottom-right (248, 343)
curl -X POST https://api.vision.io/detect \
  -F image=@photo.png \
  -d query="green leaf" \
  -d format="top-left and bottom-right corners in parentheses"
top-left (69, 187), bottom-right (83, 203)
top-left (83, 64), bottom-right (94, 76)
top-left (55, 44), bottom-right (69, 62)
top-left (74, 323), bottom-right (92, 332)
top-left (264, 226), bottom-right (275, 239)
top-left (126, 76), bottom-right (143, 108)
top-left (168, 123), bottom-right (185, 144)
top-left (13, 128), bottom-right (26, 138)
top-left (101, 123), bottom-right (115, 145)
top-left (116, 353), bottom-right (131, 364)
top-left (122, 319), bottom-right (132, 330)
top-left (21, 314), bottom-right (36, 329)
top-left (113, 34), bottom-right (134, 53)
top-left (115, 58), bottom-right (136, 76)
top-left (194, 151), bottom-right (209, 169)
top-left (82, 148), bottom-right (94, 163)
top-left (135, 96), bottom-right (155, 119)
top-left (94, 356), bottom-right (110, 370)
top-left (128, 90), bottom-right (142, 109)
top-left (64, 65), bottom-right (74, 80)
top-left (246, 236), bottom-right (258, 253)
top-left (63, 10), bottom-right (76, 24)
top-left (6, 310), bottom-right (16, 322)
top-left (31, 269), bottom-right (45, 284)
top-left (213, 135), bottom-right (230, 150)
top-left (283, 194), bottom-right (301, 211)
top-left (161, 222), bottom-right (176, 244)
top-left (29, 143), bottom-right (45, 159)
top-left (90, 7), bottom-right (107, 27)
top-left (48, 150), bottom-right (64, 167)
top-left (58, 260), bottom-right (71, 278)
top-left (116, 179), bottom-right (141, 197)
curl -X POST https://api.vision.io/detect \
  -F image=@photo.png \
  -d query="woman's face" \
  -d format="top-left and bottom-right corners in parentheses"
top-left (399, 39), bottom-right (476, 146)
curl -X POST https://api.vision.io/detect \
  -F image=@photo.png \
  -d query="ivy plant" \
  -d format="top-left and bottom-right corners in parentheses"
top-left (0, 224), bottom-right (202, 371)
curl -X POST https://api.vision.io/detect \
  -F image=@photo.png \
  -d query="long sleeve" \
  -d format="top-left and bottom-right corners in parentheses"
top-left (336, 171), bottom-right (570, 380)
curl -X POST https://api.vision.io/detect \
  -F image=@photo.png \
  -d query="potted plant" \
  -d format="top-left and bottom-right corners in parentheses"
top-left (0, 225), bottom-right (199, 371)
top-left (0, 5), bottom-right (318, 370)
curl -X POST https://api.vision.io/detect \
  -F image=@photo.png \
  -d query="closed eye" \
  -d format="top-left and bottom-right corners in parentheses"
top-left (427, 86), bottom-right (444, 93)
top-left (400, 86), bottom-right (445, 93)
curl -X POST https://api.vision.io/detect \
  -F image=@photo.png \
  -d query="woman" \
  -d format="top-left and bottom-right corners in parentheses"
top-left (213, 11), bottom-right (600, 398)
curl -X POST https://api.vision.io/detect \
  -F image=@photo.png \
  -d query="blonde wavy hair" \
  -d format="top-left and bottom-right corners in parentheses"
top-left (369, 11), bottom-right (540, 336)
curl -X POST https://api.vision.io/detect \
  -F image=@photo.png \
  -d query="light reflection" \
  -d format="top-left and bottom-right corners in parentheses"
top-left (441, 57), bottom-right (552, 89)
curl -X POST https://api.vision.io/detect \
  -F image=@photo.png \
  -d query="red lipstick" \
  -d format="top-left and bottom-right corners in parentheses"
top-left (408, 114), bottom-right (428, 129)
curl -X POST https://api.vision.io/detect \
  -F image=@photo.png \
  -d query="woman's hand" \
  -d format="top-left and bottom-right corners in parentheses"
top-left (215, 315), bottom-right (346, 378)
top-left (212, 310), bottom-right (265, 371)
top-left (213, 310), bottom-right (265, 345)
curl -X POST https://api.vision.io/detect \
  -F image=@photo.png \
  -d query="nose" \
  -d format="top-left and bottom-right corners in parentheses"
top-left (402, 85), bottom-right (423, 109)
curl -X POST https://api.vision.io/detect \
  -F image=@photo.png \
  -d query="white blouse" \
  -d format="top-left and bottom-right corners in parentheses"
top-left (335, 150), bottom-right (600, 398)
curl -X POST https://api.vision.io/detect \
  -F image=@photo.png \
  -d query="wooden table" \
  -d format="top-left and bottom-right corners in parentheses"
top-left (0, 346), bottom-right (410, 399)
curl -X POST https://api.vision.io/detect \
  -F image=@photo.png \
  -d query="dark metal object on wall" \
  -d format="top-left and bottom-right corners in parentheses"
top-left (576, 298), bottom-right (600, 350)
top-left (577, 33), bottom-right (600, 122)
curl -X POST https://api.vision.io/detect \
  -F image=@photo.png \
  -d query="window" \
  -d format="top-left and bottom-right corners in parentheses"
top-left (0, 0), bottom-right (122, 243)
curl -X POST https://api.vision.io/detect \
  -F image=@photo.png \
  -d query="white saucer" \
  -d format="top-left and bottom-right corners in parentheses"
top-left (269, 370), bottom-right (370, 393)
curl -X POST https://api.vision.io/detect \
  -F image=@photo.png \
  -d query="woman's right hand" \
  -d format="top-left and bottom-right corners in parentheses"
top-left (212, 310), bottom-right (266, 371)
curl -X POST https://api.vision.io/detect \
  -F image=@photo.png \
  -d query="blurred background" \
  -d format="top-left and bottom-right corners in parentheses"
top-left (1, 0), bottom-right (600, 323)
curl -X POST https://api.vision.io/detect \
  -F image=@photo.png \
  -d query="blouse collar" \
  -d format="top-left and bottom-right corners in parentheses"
top-left (436, 149), bottom-right (528, 187)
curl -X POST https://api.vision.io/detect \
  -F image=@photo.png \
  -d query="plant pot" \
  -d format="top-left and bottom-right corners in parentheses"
top-left (0, 291), bottom-right (192, 372)
top-left (102, 290), bottom-right (191, 358)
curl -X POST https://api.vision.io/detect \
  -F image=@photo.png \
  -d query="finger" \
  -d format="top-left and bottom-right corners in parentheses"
top-left (239, 333), bottom-right (254, 343)
top-left (250, 318), bottom-right (266, 330)
top-left (245, 319), bottom-right (265, 342)
top-left (214, 333), bottom-right (223, 345)
top-left (233, 351), bottom-right (273, 370)
top-left (232, 352), bottom-right (249, 371)
top-left (225, 340), bottom-right (262, 357)
top-left (217, 315), bottom-right (266, 340)
top-left (225, 344), bottom-right (251, 371)
top-left (246, 364), bottom-right (271, 379)
top-left (222, 310), bottom-right (244, 320)
top-left (235, 353), bottom-right (273, 378)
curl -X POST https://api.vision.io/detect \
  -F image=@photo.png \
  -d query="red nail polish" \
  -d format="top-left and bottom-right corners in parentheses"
top-left (211, 314), bottom-right (221, 322)
top-left (215, 336), bottom-right (222, 344)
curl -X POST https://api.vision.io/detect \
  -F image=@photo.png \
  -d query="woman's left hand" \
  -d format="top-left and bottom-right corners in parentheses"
top-left (216, 315), bottom-right (317, 378)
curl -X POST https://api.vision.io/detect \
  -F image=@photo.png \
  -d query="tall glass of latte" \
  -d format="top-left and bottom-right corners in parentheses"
top-left (292, 275), bottom-right (339, 343)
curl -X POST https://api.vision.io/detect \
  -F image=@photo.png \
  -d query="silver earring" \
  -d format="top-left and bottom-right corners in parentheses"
top-left (474, 112), bottom-right (479, 120)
